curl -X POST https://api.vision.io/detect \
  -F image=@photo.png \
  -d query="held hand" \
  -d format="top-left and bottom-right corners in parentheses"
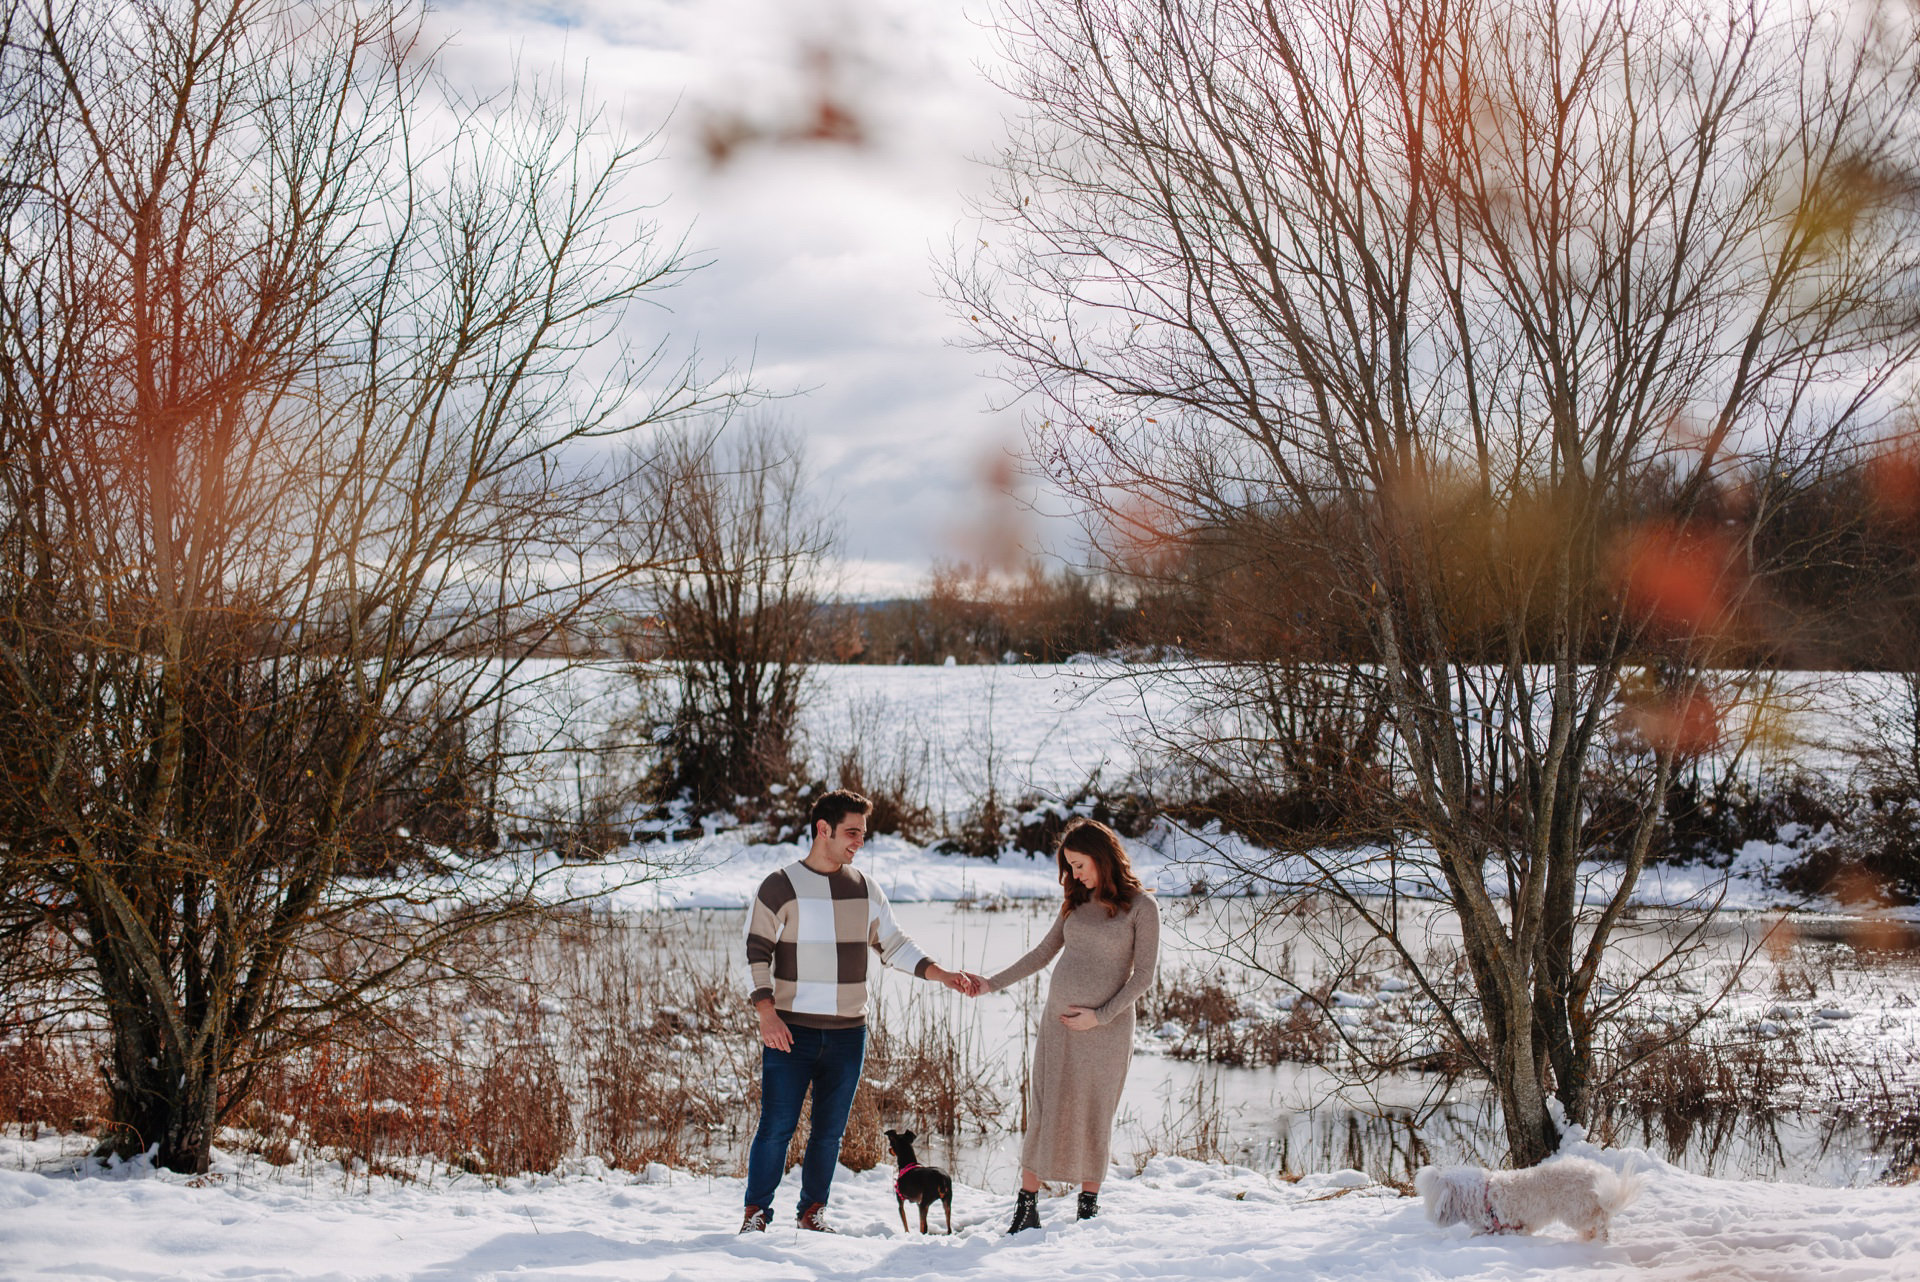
top-left (931, 965), bottom-right (985, 997)
top-left (957, 971), bottom-right (990, 997)
top-left (1060, 1005), bottom-right (1098, 1031)
top-left (757, 1004), bottom-right (793, 1052)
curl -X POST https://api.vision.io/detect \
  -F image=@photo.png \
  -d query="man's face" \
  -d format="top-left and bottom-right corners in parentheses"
top-left (815, 814), bottom-right (868, 869)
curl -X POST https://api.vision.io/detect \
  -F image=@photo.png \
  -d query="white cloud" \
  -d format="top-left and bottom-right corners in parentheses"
top-left (426, 0), bottom-right (1062, 597)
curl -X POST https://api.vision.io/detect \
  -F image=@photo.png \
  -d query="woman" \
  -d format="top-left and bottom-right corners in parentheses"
top-left (984, 817), bottom-right (1159, 1231)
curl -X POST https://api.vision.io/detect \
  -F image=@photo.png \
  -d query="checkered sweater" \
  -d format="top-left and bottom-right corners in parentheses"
top-left (743, 861), bottom-right (934, 1029)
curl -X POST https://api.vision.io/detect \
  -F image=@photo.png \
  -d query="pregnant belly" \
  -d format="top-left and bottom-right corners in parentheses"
top-left (1045, 971), bottom-right (1126, 1013)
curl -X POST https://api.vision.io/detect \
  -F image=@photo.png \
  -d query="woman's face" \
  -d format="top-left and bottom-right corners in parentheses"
top-left (1064, 847), bottom-right (1102, 892)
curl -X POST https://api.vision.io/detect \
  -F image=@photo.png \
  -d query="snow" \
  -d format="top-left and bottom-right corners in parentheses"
top-left (3, 1130), bottom-right (1915, 1281)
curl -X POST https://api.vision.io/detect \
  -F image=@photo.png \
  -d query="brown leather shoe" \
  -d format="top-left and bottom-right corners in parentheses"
top-left (739, 1205), bottom-right (767, 1233)
top-left (795, 1202), bottom-right (837, 1233)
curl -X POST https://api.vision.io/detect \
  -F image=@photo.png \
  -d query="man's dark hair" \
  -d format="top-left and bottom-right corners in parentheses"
top-left (809, 788), bottom-right (873, 837)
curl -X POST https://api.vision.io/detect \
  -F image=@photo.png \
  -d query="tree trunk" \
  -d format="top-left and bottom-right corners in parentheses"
top-left (1493, 1017), bottom-right (1559, 1168)
top-left (103, 1030), bottom-right (218, 1174)
top-left (1445, 840), bottom-right (1563, 1167)
top-left (85, 890), bottom-right (223, 1174)
top-left (1533, 747), bottom-right (1589, 1126)
top-left (95, 942), bottom-right (219, 1173)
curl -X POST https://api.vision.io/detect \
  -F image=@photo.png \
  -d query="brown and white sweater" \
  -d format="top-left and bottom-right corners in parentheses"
top-left (742, 861), bottom-right (934, 1029)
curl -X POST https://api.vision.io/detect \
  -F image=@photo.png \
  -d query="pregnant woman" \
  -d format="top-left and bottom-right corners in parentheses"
top-left (985, 817), bottom-right (1160, 1231)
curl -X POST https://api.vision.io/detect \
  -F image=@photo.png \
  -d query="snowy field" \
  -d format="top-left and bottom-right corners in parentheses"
top-left (513, 661), bottom-right (1918, 916)
top-left (510, 661), bottom-right (1903, 822)
top-left (489, 661), bottom-right (1176, 827)
top-left (3, 1128), bottom-right (1917, 1282)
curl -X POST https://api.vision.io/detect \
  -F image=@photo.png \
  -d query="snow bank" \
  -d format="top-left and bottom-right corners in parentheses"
top-left (449, 661), bottom-right (1920, 922)
top-left (550, 818), bottom-right (1915, 924)
top-left (556, 830), bottom-right (1188, 911)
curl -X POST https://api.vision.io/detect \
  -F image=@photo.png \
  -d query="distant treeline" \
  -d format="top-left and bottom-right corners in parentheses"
top-left (830, 562), bottom-right (1148, 664)
top-left (817, 455), bottom-right (1920, 669)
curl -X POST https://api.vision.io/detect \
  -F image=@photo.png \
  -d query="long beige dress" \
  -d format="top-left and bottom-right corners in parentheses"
top-left (987, 893), bottom-right (1160, 1183)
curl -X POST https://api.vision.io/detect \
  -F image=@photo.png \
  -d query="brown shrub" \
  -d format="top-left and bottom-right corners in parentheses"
top-left (1151, 971), bottom-right (1337, 1068)
top-left (0, 1023), bottom-right (105, 1131)
top-left (1601, 1022), bottom-right (1800, 1161)
top-left (1248, 998), bottom-right (1339, 1066)
top-left (777, 1074), bottom-right (936, 1175)
top-left (471, 1006), bottom-right (573, 1175)
top-left (243, 1024), bottom-right (476, 1171)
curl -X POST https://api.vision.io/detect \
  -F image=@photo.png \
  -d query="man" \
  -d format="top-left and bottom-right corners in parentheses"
top-left (739, 789), bottom-right (981, 1233)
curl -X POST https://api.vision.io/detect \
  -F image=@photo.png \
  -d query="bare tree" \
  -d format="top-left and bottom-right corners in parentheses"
top-left (635, 421), bottom-right (837, 814)
top-left (950, 0), bottom-right (1920, 1163)
top-left (0, 0), bottom-right (729, 1172)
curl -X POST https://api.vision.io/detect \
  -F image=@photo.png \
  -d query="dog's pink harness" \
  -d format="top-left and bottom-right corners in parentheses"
top-left (893, 1163), bottom-right (920, 1200)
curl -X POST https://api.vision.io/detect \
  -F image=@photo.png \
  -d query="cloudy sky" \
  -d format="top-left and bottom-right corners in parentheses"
top-left (426, 0), bottom-right (1055, 597)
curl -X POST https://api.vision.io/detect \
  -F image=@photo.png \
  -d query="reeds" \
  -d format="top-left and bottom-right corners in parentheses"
top-left (1148, 969), bottom-right (1338, 1068)
top-left (220, 907), bottom-right (1000, 1180)
top-left (5, 905), bottom-right (1914, 1188)
top-left (0, 1019), bottom-right (103, 1136)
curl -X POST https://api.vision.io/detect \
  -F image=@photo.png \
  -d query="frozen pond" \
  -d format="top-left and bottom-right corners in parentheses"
top-left (467, 659), bottom-right (1920, 1188)
top-left (649, 895), bottom-right (1920, 1191)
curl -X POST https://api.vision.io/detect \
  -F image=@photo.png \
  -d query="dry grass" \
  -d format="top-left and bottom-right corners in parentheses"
top-left (1149, 969), bottom-right (1337, 1068)
top-left (58, 906), bottom-right (1003, 1181)
top-left (1811, 1042), bottom-right (1920, 1184)
top-left (778, 1001), bottom-right (1008, 1174)
top-left (0, 1021), bottom-right (104, 1135)
top-left (1592, 1022), bottom-right (1802, 1165)
top-left (232, 998), bottom-right (573, 1179)
top-left (8, 912), bottom-right (758, 1179)
top-left (1129, 1071), bottom-right (1232, 1168)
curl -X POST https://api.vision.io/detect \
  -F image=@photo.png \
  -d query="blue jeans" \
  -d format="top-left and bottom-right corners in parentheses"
top-left (744, 1023), bottom-right (867, 1213)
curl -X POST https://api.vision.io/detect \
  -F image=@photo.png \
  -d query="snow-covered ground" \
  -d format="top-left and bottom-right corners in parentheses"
top-left (3, 1127), bottom-right (1915, 1281)
top-left (515, 661), bottom-right (1905, 827)
top-left (489, 661), bottom-right (1173, 827)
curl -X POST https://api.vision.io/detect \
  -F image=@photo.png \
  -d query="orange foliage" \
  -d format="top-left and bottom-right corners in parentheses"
top-left (1622, 687), bottom-right (1721, 754)
top-left (1614, 522), bottom-right (1735, 634)
top-left (1104, 488), bottom-right (1183, 568)
top-left (699, 42), bottom-right (869, 169)
top-left (1864, 447), bottom-right (1920, 523)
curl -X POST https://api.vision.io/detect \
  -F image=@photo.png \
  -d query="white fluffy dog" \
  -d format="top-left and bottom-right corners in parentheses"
top-left (1414, 1157), bottom-right (1642, 1241)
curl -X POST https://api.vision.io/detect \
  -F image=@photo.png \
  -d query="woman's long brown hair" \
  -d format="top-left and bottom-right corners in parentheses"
top-left (1057, 818), bottom-right (1145, 918)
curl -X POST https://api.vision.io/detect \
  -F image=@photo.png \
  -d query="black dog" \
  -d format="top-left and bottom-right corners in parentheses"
top-left (884, 1128), bottom-right (953, 1234)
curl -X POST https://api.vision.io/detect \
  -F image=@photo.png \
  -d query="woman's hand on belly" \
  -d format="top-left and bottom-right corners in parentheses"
top-left (1059, 1006), bottom-right (1098, 1031)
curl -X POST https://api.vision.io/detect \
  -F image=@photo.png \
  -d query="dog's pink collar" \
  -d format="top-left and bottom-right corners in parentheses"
top-left (1483, 1182), bottom-right (1521, 1234)
top-left (893, 1162), bottom-right (921, 1200)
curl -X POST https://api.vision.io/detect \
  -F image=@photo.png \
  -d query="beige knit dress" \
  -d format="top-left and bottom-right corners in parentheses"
top-left (987, 893), bottom-right (1160, 1183)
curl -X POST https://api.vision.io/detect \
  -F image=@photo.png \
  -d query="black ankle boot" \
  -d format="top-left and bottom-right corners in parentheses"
top-left (1077, 1190), bottom-right (1098, 1220)
top-left (1008, 1188), bottom-right (1040, 1233)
